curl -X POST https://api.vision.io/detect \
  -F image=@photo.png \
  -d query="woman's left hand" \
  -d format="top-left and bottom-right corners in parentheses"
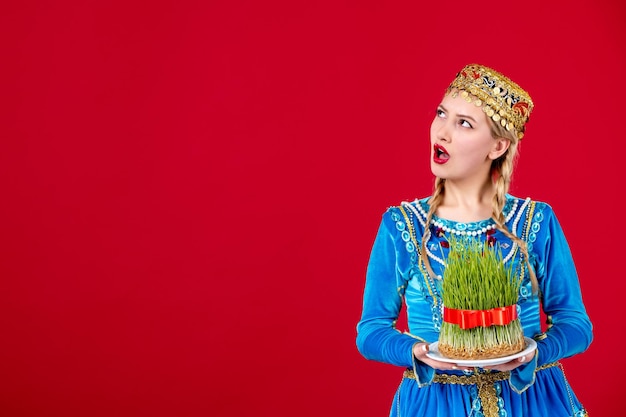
top-left (482, 348), bottom-right (536, 372)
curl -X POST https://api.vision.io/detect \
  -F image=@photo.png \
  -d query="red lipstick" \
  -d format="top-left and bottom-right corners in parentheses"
top-left (433, 144), bottom-right (450, 164)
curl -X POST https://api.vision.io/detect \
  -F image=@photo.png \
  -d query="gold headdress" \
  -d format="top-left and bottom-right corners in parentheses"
top-left (448, 64), bottom-right (534, 139)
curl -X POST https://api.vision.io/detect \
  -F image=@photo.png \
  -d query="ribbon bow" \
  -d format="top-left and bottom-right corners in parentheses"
top-left (443, 305), bottom-right (517, 329)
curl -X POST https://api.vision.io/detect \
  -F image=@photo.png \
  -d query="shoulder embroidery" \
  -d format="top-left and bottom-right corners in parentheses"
top-left (401, 200), bottom-right (427, 228)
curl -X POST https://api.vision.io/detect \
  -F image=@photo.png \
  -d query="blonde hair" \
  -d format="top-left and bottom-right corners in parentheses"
top-left (420, 105), bottom-right (539, 294)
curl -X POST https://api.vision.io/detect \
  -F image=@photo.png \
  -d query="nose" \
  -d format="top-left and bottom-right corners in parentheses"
top-left (433, 119), bottom-right (451, 142)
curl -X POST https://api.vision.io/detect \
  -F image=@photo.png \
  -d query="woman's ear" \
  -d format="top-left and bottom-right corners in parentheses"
top-left (489, 138), bottom-right (511, 160)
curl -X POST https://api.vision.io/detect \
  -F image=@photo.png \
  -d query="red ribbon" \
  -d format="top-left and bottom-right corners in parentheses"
top-left (443, 305), bottom-right (517, 329)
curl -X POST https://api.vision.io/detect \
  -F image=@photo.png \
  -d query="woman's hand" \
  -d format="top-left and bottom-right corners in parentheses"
top-left (412, 342), bottom-right (473, 372)
top-left (482, 348), bottom-right (536, 372)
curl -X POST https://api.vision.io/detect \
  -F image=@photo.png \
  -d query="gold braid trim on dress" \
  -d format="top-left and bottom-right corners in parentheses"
top-left (403, 363), bottom-right (568, 417)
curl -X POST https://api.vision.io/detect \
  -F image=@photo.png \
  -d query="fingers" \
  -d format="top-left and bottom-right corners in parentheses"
top-left (516, 348), bottom-right (536, 364)
top-left (413, 343), bottom-right (472, 372)
top-left (412, 342), bottom-right (429, 359)
top-left (484, 351), bottom-right (535, 371)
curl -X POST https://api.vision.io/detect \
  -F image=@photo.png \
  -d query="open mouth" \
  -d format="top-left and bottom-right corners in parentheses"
top-left (433, 144), bottom-right (450, 164)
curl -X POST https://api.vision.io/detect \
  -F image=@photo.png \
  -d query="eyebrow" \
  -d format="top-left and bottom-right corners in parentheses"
top-left (438, 104), bottom-right (478, 123)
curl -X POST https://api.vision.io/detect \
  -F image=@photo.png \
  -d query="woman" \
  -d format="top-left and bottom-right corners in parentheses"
top-left (356, 64), bottom-right (592, 417)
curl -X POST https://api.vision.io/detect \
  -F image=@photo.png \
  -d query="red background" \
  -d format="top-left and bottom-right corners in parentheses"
top-left (1, 1), bottom-right (624, 416)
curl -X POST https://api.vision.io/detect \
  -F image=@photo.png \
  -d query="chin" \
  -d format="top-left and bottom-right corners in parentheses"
top-left (430, 164), bottom-right (446, 178)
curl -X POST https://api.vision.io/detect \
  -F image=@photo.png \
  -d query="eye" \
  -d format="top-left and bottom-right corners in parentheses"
top-left (436, 109), bottom-right (445, 118)
top-left (459, 119), bottom-right (473, 128)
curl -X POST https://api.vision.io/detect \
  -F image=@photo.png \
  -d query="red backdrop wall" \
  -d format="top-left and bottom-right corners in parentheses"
top-left (1, 1), bottom-right (624, 416)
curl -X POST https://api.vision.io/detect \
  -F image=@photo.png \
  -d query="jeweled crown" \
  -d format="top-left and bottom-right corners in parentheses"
top-left (448, 64), bottom-right (534, 139)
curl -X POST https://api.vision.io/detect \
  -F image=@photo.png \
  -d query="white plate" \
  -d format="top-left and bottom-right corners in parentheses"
top-left (425, 337), bottom-right (537, 367)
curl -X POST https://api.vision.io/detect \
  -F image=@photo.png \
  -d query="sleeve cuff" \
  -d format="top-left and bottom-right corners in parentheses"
top-left (411, 342), bottom-right (435, 387)
top-left (508, 350), bottom-right (539, 393)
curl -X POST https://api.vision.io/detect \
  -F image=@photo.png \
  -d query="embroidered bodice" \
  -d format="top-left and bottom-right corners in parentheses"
top-left (389, 196), bottom-right (539, 341)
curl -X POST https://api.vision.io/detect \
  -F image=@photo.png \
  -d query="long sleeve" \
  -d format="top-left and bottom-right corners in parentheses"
top-left (509, 203), bottom-right (592, 392)
top-left (356, 210), bottom-right (435, 386)
top-left (356, 213), bottom-right (415, 365)
top-left (533, 204), bottom-right (593, 364)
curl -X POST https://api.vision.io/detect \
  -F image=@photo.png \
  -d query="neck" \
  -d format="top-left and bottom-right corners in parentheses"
top-left (435, 179), bottom-right (496, 223)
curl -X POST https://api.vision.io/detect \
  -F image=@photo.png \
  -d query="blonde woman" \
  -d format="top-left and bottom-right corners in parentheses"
top-left (356, 64), bottom-right (592, 417)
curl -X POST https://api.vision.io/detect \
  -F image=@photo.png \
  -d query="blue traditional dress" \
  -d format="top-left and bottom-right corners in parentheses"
top-left (356, 195), bottom-right (592, 417)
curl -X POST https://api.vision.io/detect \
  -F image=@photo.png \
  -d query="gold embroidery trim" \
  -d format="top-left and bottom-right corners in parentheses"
top-left (403, 362), bottom-right (559, 417)
top-left (398, 205), bottom-right (439, 306)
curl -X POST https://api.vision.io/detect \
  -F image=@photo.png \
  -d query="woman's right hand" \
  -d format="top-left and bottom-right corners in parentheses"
top-left (412, 342), bottom-right (473, 372)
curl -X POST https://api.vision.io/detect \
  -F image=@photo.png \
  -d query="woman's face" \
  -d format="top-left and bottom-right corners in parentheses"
top-left (429, 91), bottom-right (509, 183)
